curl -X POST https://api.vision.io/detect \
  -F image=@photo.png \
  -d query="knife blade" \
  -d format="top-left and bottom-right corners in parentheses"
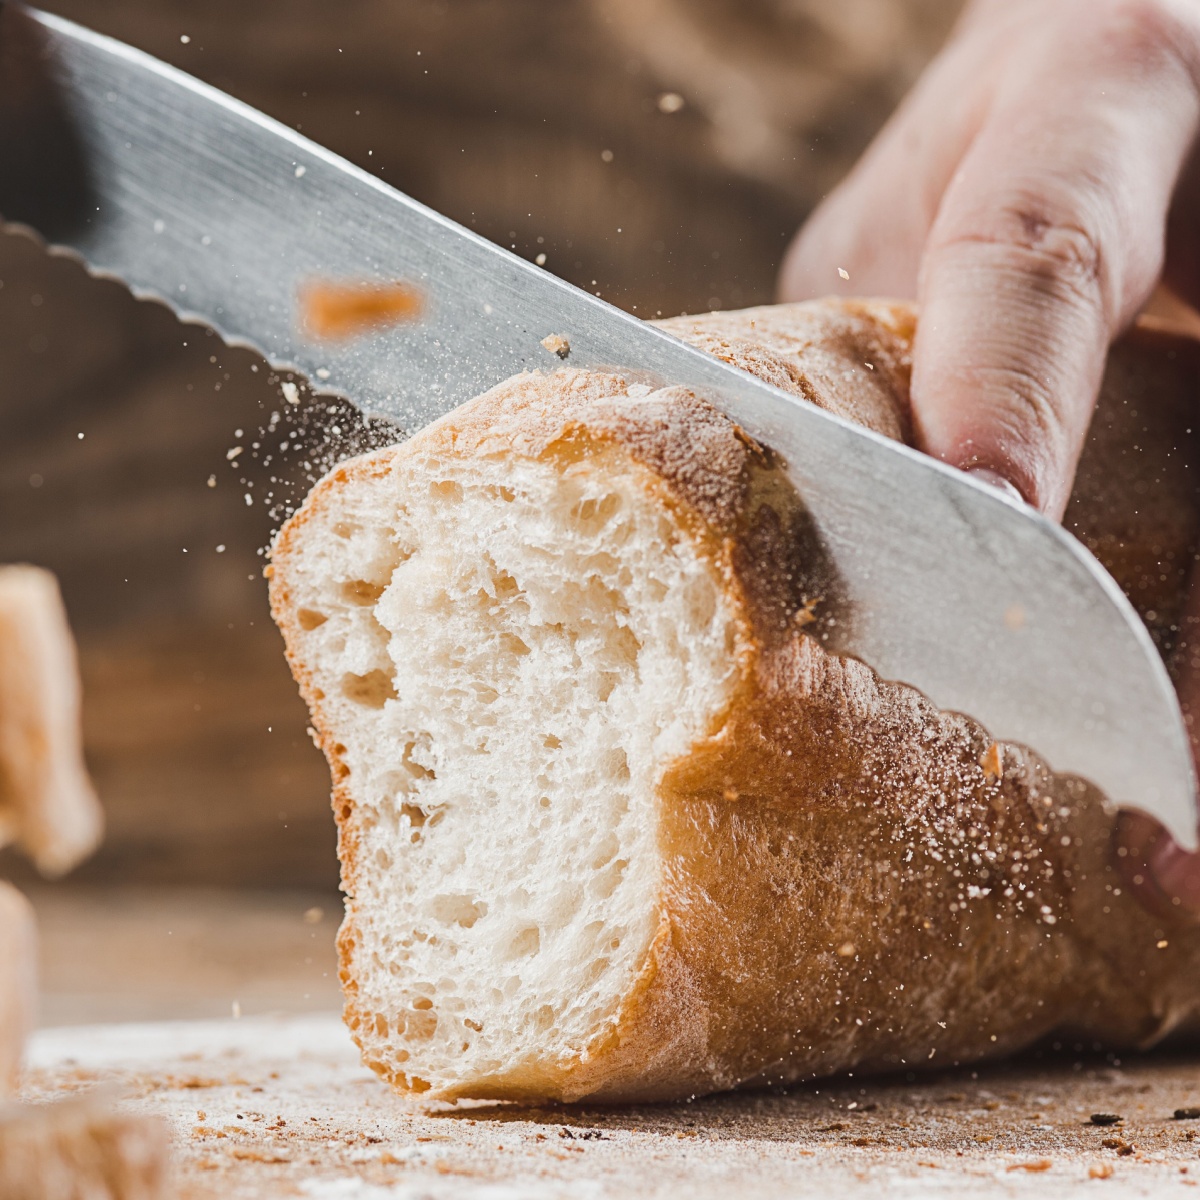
top-left (3, 7), bottom-right (1196, 848)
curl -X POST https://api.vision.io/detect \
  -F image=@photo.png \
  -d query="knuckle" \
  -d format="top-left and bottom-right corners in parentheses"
top-left (1017, 218), bottom-right (1106, 307)
top-left (1087, 0), bottom-right (1198, 73)
top-left (1100, 0), bottom-right (1174, 42)
top-left (937, 205), bottom-right (1110, 315)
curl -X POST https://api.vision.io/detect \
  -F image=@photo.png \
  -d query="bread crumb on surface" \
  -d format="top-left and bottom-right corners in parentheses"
top-left (540, 333), bottom-right (571, 359)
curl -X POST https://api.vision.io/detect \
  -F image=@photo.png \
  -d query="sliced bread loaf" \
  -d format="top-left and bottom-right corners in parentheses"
top-left (270, 299), bottom-right (1200, 1101)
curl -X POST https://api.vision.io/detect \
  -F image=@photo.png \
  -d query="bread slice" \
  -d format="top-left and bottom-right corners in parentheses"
top-left (0, 1092), bottom-right (170, 1199)
top-left (0, 883), bottom-right (35, 1097)
top-left (0, 565), bottom-right (102, 876)
top-left (270, 299), bottom-right (1200, 1102)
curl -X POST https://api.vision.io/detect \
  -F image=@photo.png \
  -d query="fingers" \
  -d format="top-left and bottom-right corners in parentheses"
top-left (1118, 561), bottom-right (1200, 923)
top-left (778, 8), bottom-right (1004, 302)
top-left (1113, 811), bottom-right (1200, 922)
top-left (913, 0), bottom-right (1200, 517)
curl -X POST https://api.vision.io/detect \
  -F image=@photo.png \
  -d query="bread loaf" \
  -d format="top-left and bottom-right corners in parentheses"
top-left (269, 299), bottom-right (1200, 1102)
top-left (0, 565), bottom-right (102, 876)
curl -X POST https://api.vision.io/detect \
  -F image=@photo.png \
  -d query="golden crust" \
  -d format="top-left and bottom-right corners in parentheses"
top-left (270, 298), bottom-right (1200, 1103)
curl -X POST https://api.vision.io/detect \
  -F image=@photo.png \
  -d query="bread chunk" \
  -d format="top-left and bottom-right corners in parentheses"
top-left (0, 883), bottom-right (35, 1097)
top-left (0, 1093), bottom-right (170, 1199)
top-left (0, 565), bottom-right (102, 876)
top-left (270, 299), bottom-right (1200, 1102)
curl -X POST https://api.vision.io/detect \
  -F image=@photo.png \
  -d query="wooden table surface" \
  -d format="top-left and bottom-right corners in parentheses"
top-left (14, 887), bottom-right (1200, 1199)
top-left (20, 1013), bottom-right (1200, 1199)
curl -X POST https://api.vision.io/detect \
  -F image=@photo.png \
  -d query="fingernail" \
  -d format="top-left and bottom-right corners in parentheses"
top-left (966, 467), bottom-right (1026, 504)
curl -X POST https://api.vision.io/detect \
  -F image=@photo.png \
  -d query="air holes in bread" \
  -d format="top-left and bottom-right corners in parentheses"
top-left (298, 608), bottom-right (328, 630)
top-left (342, 670), bottom-right (398, 709)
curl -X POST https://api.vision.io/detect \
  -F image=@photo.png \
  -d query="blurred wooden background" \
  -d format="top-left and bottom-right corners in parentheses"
top-left (0, 0), bottom-right (964, 889)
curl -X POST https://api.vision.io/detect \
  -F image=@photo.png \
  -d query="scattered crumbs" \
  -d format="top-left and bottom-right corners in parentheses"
top-left (558, 1127), bottom-right (606, 1141)
top-left (541, 334), bottom-right (571, 359)
top-left (303, 906), bottom-right (324, 925)
top-left (980, 742), bottom-right (1003, 780)
top-left (300, 280), bottom-right (423, 340)
top-left (535, 252), bottom-right (547, 266)
top-left (794, 596), bottom-right (822, 627)
top-left (837, 267), bottom-right (849, 280)
top-left (836, 942), bottom-right (857, 959)
top-left (316, 367), bottom-right (331, 380)
top-left (294, 165), bottom-right (307, 179)
top-left (1175, 1108), bottom-right (1200, 1120)
top-left (280, 382), bottom-right (301, 406)
top-left (206, 475), bottom-right (216, 488)
top-left (1090, 1114), bottom-right (1122, 1127)
top-left (1089, 1163), bottom-right (1115, 1179)
top-left (1007, 1160), bottom-right (1052, 1173)
top-left (1101, 1137), bottom-right (1135, 1156)
top-left (226, 446), bottom-right (244, 461)
top-left (600, 149), bottom-right (614, 163)
top-left (657, 91), bottom-right (685, 113)
top-left (230, 1148), bottom-right (291, 1163)
top-left (1157, 939), bottom-right (1169, 949)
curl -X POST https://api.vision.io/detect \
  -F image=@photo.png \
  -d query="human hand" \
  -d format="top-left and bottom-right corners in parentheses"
top-left (779, 0), bottom-right (1200, 914)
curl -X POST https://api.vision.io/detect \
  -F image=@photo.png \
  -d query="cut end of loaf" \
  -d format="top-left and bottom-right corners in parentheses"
top-left (271, 372), bottom-right (744, 1098)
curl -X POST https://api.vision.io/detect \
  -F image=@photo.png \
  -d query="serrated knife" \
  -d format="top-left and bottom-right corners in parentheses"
top-left (2, 6), bottom-right (1196, 848)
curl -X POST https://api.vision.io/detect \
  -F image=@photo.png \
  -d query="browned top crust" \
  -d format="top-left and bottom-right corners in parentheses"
top-left (663, 300), bottom-right (1200, 655)
top-left (658, 300), bottom-right (916, 442)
